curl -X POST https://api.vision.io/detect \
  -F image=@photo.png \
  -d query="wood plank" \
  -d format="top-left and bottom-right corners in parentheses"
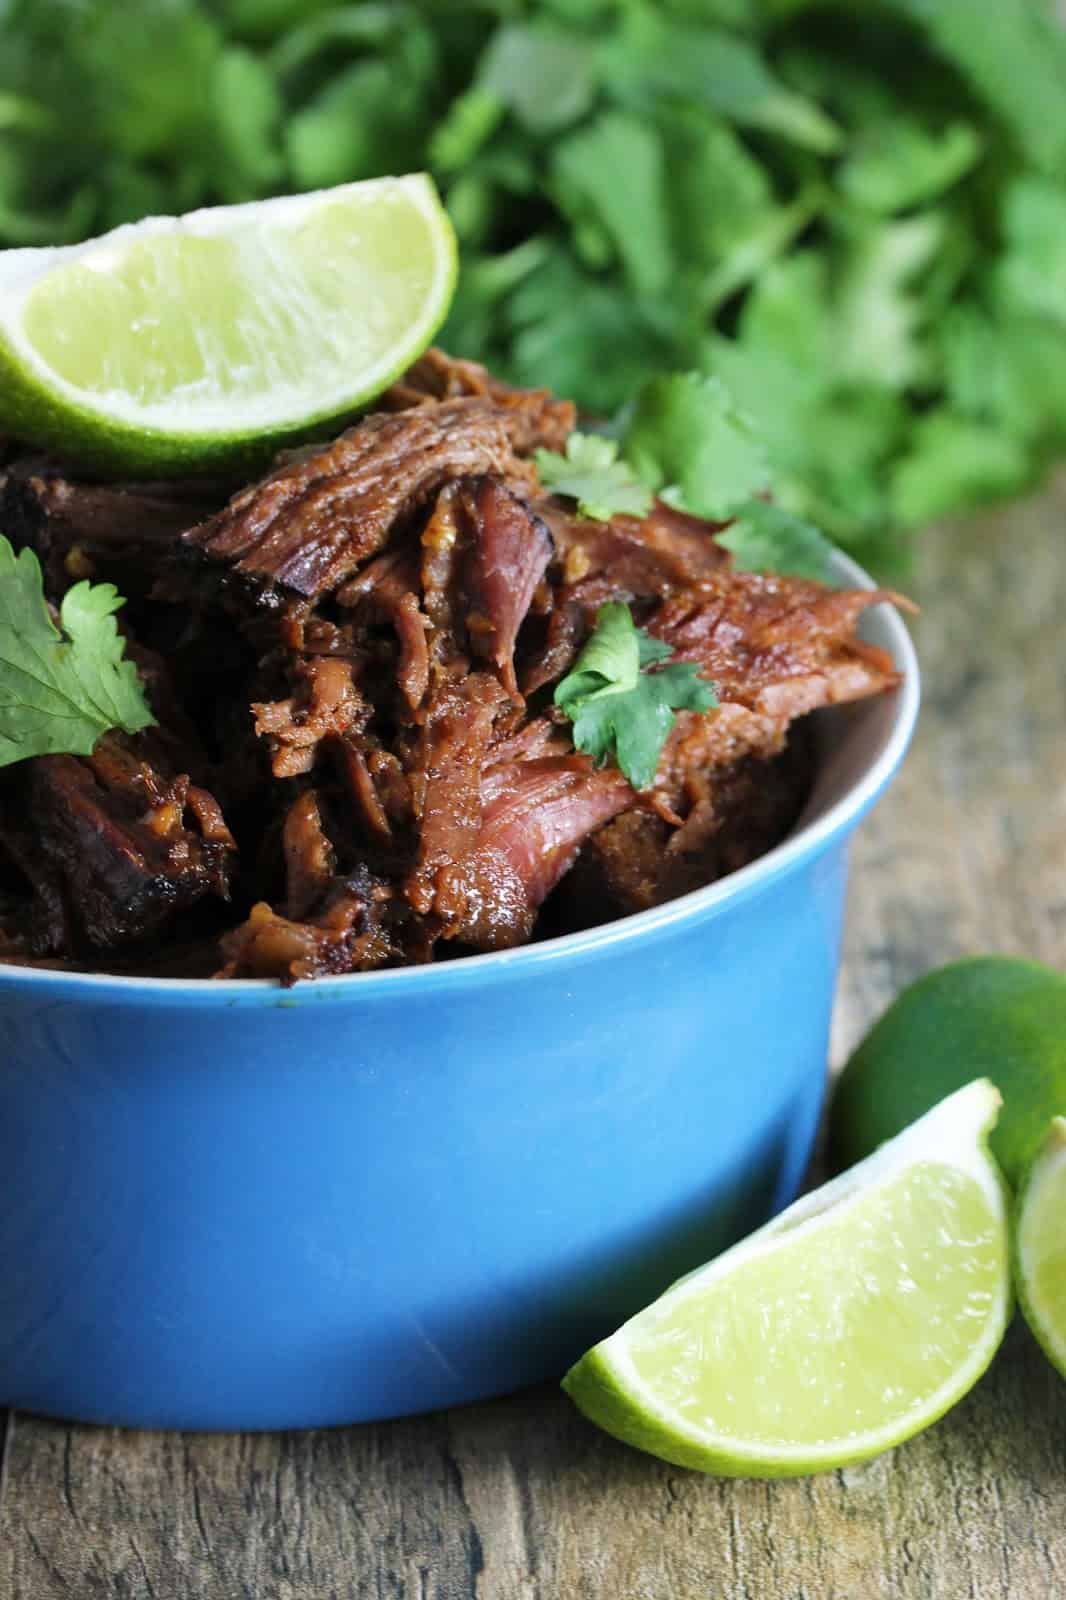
top-left (3, 480), bottom-right (1066, 1599)
top-left (0, 1411), bottom-right (11, 1513)
top-left (1, 1330), bottom-right (1064, 1600)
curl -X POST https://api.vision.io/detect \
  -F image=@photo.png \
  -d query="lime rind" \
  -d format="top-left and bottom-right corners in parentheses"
top-left (0, 175), bottom-right (457, 474)
top-left (563, 1080), bottom-right (1012, 1477)
top-left (828, 955), bottom-right (1066, 1190)
top-left (1015, 1115), bottom-right (1066, 1381)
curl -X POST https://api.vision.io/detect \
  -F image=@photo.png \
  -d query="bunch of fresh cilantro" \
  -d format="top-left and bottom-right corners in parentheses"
top-left (4, 0), bottom-right (1066, 568)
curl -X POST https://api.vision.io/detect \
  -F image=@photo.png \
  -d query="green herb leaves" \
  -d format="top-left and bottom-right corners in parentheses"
top-left (0, 536), bottom-right (154, 768)
top-left (717, 501), bottom-right (836, 584)
top-left (537, 374), bottom-right (838, 584)
top-left (5, 2), bottom-right (1066, 562)
top-left (555, 602), bottom-right (717, 791)
top-left (623, 374), bottom-right (769, 520)
top-left (536, 433), bottom-right (653, 522)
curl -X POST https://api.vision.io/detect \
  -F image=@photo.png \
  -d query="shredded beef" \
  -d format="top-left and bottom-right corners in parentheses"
top-left (541, 499), bottom-right (730, 604)
top-left (557, 739), bottom-right (815, 924)
top-left (0, 457), bottom-right (226, 597)
top-left (0, 732), bottom-right (235, 955)
top-left (218, 874), bottom-right (395, 982)
top-left (252, 657), bottom-right (368, 778)
top-left (403, 671), bottom-right (515, 923)
top-left (0, 347), bottom-right (906, 981)
top-left (184, 399), bottom-right (537, 601)
top-left (457, 478), bottom-right (554, 696)
top-left (382, 347), bottom-right (576, 454)
top-left (437, 756), bottom-right (633, 950)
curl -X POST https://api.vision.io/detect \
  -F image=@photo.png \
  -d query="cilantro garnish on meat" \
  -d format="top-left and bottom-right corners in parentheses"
top-left (535, 433), bottom-right (653, 523)
top-left (554, 601), bottom-right (717, 791)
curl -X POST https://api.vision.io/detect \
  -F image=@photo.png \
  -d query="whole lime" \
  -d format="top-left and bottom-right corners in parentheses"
top-left (829, 956), bottom-right (1066, 1189)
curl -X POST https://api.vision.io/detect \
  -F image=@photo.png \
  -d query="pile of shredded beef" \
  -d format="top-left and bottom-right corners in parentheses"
top-left (0, 350), bottom-right (902, 982)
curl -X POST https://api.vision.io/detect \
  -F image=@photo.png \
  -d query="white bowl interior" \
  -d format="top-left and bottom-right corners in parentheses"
top-left (794, 552), bottom-right (918, 836)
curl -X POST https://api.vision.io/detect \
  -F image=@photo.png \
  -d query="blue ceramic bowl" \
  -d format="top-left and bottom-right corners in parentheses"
top-left (0, 551), bottom-right (918, 1431)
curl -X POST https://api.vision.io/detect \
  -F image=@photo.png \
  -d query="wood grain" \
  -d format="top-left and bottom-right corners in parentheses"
top-left (3, 480), bottom-right (1066, 1599)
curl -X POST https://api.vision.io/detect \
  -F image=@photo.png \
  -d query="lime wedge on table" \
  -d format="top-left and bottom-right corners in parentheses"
top-left (563, 1081), bottom-right (1011, 1477)
top-left (1016, 1117), bottom-right (1066, 1381)
top-left (0, 174), bottom-right (456, 474)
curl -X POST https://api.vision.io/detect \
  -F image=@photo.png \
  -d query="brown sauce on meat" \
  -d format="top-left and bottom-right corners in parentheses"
top-left (0, 349), bottom-right (900, 982)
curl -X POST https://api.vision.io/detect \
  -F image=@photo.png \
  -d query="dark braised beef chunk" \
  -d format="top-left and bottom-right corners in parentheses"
top-left (0, 731), bottom-right (235, 955)
top-left (540, 498), bottom-right (730, 604)
top-left (646, 573), bottom-right (902, 798)
top-left (0, 348), bottom-right (905, 981)
top-left (0, 456), bottom-right (227, 599)
top-left (435, 753), bottom-right (633, 950)
top-left (381, 347), bottom-right (576, 454)
top-left (555, 738), bottom-right (814, 925)
top-left (218, 871), bottom-right (396, 982)
top-left (457, 478), bottom-right (554, 697)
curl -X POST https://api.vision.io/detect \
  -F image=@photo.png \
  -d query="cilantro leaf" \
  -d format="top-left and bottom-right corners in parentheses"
top-left (551, 112), bottom-right (674, 298)
top-left (477, 23), bottom-right (596, 137)
top-left (889, 412), bottom-right (1032, 529)
top-left (717, 500), bottom-right (837, 583)
top-left (622, 373), bottom-right (769, 520)
top-left (600, 11), bottom-right (842, 153)
top-left (0, 536), bottom-right (155, 768)
top-left (554, 601), bottom-right (717, 791)
top-left (996, 178), bottom-right (1066, 328)
top-left (832, 215), bottom-right (946, 392)
top-left (837, 118), bottom-right (981, 216)
top-left (210, 47), bottom-right (284, 200)
top-left (536, 432), bottom-right (653, 522)
top-left (886, 0), bottom-right (1066, 176)
top-left (501, 251), bottom-right (686, 418)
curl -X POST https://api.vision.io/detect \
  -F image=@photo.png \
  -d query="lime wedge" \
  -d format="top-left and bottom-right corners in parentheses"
top-left (563, 1080), bottom-right (1011, 1477)
top-left (1015, 1117), bottom-right (1066, 1381)
top-left (0, 174), bottom-right (456, 474)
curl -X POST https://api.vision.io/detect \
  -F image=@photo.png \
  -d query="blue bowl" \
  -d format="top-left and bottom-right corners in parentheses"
top-left (0, 552), bottom-right (918, 1430)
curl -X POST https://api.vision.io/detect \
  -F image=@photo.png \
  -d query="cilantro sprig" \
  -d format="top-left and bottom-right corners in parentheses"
top-left (536, 432), bottom-right (653, 522)
top-left (0, 536), bottom-right (155, 768)
top-left (623, 373), bottom-right (770, 520)
top-left (555, 601), bottom-right (717, 791)
top-left (617, 373), bottom-right (839, 583)
top-left (538, 378), bottom-right (837, 583)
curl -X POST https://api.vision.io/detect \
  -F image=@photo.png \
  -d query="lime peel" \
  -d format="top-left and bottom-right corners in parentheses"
top-left (1015, 1115), bottom-right (1066, 1381)
top-left (829, 955), bottom-right (1066, 1190)
top-left (0, 174), bottom-right (457, 474)
top-left (563, 1080), bottom-right (1012, 1478)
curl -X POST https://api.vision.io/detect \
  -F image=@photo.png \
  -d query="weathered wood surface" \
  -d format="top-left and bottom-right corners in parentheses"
top-left (3, 481), bottom-right (1066, 1600)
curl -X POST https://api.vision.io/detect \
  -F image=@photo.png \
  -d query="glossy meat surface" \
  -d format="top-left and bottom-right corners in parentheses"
top-left (0, 352), bottom-right (902, 980)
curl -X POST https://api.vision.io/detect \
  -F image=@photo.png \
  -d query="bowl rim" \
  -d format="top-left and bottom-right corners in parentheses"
top-left (0, 548), bottom-right (919, 1002)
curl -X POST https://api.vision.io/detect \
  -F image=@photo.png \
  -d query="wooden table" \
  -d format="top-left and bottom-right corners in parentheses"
top-left (2, 483), bottom-right (1065, 1599)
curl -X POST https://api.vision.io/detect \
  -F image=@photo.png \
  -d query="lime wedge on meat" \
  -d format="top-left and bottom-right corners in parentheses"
top-left (563, 1080), bottom-right (1011, 1477)
top-left (0, 174), bottom-right (456, 474)
top-left (1015, 1117), bottom-right (1066, 1381)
